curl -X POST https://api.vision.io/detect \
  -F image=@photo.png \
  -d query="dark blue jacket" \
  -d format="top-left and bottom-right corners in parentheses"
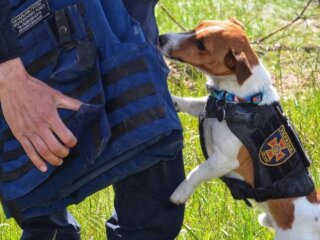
top-left (0, 0), bottom-right (23, 63)
top-left (0, 0), bottom-right (158, 63)
top-left (0, 0), bottom-right (183, 222)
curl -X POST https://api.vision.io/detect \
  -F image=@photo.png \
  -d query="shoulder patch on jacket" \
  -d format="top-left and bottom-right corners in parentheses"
top-left (259, 125), bottom-right (296, 166)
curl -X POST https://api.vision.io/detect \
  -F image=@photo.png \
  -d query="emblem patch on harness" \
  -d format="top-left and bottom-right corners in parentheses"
top-left (259, 125), bottom-right (296, 166)
top-left (11, 0), bottom-right (50, 37)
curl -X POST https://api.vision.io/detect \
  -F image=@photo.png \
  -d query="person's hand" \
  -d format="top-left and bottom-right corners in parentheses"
top-left (0, 58), bottom-right (82, 172)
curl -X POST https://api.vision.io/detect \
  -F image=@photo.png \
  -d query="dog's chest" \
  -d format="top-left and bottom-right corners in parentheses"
top-left (202, 118), bottom-right (243, 161)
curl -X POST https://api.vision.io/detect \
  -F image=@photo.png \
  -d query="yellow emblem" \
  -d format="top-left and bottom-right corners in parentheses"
top-left (259, 125), bottom-right (296, 166)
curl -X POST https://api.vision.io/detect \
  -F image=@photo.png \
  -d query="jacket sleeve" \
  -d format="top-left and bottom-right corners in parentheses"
top-left (0, 0), bottom-right (23, 63)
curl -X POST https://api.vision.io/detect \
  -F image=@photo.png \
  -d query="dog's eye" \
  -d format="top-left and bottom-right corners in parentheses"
top-left (195, 39), bottom-right (206, 51)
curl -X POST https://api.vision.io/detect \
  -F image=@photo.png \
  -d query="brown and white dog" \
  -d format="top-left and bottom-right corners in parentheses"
top-left (159, 19), bottom-right (320, 240)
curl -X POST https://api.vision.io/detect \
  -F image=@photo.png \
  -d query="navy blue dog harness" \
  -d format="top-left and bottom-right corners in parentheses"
top-left (0, 0), bottom-right (182, 222)
top-left (199, 87), bottom-right (314, 206)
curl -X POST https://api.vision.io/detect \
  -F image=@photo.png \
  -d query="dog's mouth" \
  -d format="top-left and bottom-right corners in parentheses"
top-left (158, 48), bottom-right (185, 63)
top-left (165, 55), bottom-right (185, 63)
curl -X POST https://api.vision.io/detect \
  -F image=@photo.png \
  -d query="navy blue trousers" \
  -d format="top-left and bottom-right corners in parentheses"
top-left (20, 151), bottom-right (185, 240)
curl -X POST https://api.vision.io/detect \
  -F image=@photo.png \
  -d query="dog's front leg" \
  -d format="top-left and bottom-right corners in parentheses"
top-left (171, 95), bottom-right (207, 117)
top-left (170, 152), bottom-right (239, 204)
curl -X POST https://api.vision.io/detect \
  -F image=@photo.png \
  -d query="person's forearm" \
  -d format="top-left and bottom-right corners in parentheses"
top-left (0, 0), bottom-right (23, 63)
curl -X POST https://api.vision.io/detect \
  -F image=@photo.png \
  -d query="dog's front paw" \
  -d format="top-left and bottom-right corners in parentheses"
top-left (171, 95), bottom-right (182, 112)
top-left (170, 180), bottom-right (195, 205)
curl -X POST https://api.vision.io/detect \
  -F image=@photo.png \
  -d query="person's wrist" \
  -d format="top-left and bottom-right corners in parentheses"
top-left (0, 58), bottom-right (28, 99)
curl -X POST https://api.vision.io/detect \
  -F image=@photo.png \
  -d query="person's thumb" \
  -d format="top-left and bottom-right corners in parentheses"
top-left (56, 93), bottom-right (82, 111)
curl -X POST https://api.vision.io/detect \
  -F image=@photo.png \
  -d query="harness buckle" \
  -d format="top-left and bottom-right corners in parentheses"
top-left (217, 108), bottom-right (225, 122)
top-left (216, 99), bottom-right (226, 122)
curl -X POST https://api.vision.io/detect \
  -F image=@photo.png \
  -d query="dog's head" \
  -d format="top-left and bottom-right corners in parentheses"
top-left (159, 19), bottom-right (259, 85)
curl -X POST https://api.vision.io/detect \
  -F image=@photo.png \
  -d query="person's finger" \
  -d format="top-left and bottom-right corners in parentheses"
top-left (19, 136), bottom-right (47, 172)
top-left (42, 128), bottom-right (69, 158)
top-left (49, 110), bottom-right (78, 148)
top-left (29, 134), bottom-right (63, 166)
top-left (56, 93), bottom-right (82, 111)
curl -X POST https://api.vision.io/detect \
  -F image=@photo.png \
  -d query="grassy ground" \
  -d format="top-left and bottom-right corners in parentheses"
top-left (1, 0), bottom-right (320, 239)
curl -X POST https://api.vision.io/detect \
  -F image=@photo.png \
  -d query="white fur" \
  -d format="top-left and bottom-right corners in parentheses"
top-left (273, 198), bottom-right (320, 240)
top-left (171, 118), bottom-right (242, 204)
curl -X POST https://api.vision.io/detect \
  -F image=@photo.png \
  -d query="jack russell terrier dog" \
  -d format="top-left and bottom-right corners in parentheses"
top-left (159, 19), bottom-right (320, 240)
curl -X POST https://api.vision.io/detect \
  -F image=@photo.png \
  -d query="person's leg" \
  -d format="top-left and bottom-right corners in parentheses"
top-left (20, 210), bottom-right (81, 240)
top-left (106, 150), bottom-right (185, 240)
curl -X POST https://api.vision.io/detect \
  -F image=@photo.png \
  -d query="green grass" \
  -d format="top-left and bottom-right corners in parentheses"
top-left (1, 1), bottom-right (320, 239)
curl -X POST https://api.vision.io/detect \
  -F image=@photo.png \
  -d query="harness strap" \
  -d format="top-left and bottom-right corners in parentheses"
top-left (198, 113), bottom-right (209, 160)
top-left (224, 104), bottom-right (263, 127)
top-left (221, 176), bottom-right (281, 205)
top-left (207, 84), bottom-right (263, 104)
top-left (221, 162), bottom-right (312, 203)
top-left (204, 96), bottom-right (263, 127)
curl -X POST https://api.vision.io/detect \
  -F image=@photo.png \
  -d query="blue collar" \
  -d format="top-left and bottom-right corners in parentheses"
top-left (208, 86), bottom-right (263, 104)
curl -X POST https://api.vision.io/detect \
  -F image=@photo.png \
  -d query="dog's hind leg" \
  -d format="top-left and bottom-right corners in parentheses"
top-left (170, 152), bottom-right (239, 204)
top-left (171, 95), bottom-right (207, 117)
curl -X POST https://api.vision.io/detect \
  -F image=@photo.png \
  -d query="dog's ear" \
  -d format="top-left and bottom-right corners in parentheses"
top-left (224, 49), bottom-right (252, 85)
top-left (229, 18), bottom-right (245, 30)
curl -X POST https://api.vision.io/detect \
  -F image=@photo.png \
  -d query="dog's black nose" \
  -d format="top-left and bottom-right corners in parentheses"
top-left (159, 34), bottom-right (169, 47)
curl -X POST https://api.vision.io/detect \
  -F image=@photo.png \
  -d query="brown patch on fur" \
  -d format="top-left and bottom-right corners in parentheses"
top-left (235, 145), bottom-right (254, 187)
top-left (267, 198), bottom-right (295, 230)
top-left (224, 49), bottom-right (253, 85)
top-left (235, 128), bottom-right (296, 231)
top-left (307, 190), bottom-right (320, 204)
top-left (235, 144), bottom-right (296, 230)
